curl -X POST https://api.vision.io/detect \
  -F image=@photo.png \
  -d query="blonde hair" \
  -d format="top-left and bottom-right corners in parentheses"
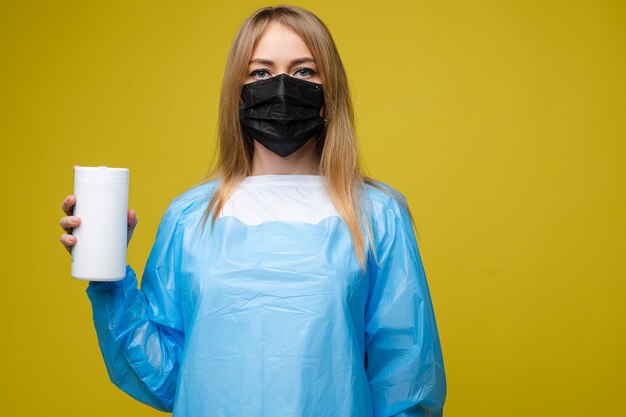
top-left (201, 5), bottom-right (379, 267)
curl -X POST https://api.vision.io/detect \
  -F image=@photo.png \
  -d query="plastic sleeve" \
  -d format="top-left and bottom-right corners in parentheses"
top-left (86, 203), bottom-right (185, 412)
top-left (365, 197), bottom-right (447, 417)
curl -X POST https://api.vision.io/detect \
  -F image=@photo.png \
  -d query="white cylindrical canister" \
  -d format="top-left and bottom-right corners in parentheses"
top-left (71, 166), bottom-right (129, 281)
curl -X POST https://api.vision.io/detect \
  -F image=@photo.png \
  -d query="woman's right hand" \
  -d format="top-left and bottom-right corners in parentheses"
top-left (59, 194), bottom-right (139, 255)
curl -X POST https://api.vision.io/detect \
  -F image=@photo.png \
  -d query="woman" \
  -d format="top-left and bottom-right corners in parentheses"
top-left (59, 6), bottom-right (446, 417)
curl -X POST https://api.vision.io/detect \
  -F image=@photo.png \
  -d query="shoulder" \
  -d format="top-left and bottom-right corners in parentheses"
top-left (361, 179), bottom-right (417, 253)
top-left (160, 179), bottom-right (219, 227)
top-left (364, 181), bottom-right (420, 260)
top-left (362, 179), bottom-right (410, 221)
top-left (169, 180), bottom-right (218, 210)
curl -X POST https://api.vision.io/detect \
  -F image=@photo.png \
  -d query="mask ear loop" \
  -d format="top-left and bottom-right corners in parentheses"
top-left (241, 129), bottom-right (255, 152)
top-left (238, 110), bottom-right (256, 163)
top-left (238, 90), bottom-right (256, 160)
top-left (314, 118), bottom-right (328, 155)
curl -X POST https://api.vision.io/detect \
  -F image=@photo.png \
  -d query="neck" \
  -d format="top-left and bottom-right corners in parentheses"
top-left (250, 138), bottom-right (321, 175)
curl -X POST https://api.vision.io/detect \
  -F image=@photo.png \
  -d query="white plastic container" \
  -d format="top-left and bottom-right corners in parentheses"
top-left (71, 166), bottom-right (129, 281)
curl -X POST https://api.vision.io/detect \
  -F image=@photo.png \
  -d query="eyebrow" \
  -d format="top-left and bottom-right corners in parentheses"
top-left (249, 57), bottom-right (316, 67)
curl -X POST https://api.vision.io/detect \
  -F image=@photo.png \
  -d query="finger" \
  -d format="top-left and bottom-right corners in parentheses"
top-left (60, 233), bottom-right (77, 253)
top-left (59, 215), bottom-right (80, 232)
top-left (59, 215), bottom-right (81, 233)
top-left (128, 209), bottom-right (139, 229)
top-left (127, 209), bottom-right (138, 247)
top-left (61, 195), bottom-right (76, 216)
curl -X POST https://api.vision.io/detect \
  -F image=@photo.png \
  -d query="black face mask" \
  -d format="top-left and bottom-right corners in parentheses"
top-left (239, 74), bottom-right (325, 157)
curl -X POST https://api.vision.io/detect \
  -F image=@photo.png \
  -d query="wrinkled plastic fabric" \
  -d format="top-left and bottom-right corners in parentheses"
top-left (239, 74), bottom-right (325, 157)
top-left (87, 176), bottom-right (446, 417)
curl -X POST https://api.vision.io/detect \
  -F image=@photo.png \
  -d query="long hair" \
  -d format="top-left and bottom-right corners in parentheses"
top-left (201, 5), bottom-right (377, 267)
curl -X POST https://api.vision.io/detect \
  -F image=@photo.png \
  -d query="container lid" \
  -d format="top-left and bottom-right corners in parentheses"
top-left (74, 166), bottom-right (129, 184)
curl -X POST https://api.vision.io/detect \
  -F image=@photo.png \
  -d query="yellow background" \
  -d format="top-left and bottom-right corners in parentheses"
top-left (1, 1), bottom-right (624, 415)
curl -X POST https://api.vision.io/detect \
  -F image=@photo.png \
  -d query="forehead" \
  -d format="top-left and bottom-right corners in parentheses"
top-left (251, 21), bottom-right (313, 61)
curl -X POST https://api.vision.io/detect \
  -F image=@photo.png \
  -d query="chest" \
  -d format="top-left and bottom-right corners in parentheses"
top-left (177, 216), bottom-right (368, 328)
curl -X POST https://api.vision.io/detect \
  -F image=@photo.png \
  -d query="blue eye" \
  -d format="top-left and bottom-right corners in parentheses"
top-left (294, 68), bottom-right (316, 78)
top-left (250, 69), bottom-right (270, 79)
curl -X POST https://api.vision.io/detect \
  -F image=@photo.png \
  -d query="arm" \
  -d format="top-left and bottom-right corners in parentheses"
top-left (86, 202), bottom-right (185, 412)
top-left (365, 196), bottom-right (447, 417)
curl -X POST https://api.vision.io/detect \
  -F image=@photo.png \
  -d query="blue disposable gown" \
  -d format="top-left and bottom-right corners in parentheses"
top-left (87, 175), bottom-right (446, 417)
